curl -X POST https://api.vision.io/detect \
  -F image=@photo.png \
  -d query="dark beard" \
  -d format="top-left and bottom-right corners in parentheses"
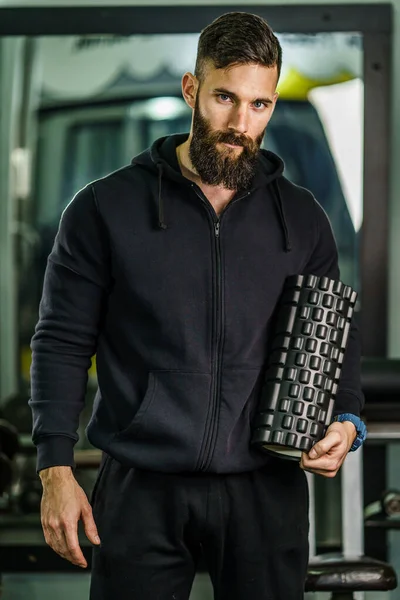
top-left (189, 96), bottom-right (265, 191)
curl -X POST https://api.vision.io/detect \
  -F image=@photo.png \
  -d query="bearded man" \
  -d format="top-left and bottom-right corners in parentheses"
top-left (30, 11), bottom-right (364, 600)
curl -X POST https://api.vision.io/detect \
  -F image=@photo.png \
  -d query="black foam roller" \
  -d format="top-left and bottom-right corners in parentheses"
top-left (251, 274), bottom-right (358, 461)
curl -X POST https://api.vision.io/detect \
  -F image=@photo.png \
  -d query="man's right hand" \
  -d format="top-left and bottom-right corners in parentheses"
top-left (39, 466), bottom-right (101, 568)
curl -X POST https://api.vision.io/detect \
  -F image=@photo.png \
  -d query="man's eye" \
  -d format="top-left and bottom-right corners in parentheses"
top-left (218, 94), bottom-right (231, 102)
top-left (253, 101), bottom-right (266, 109)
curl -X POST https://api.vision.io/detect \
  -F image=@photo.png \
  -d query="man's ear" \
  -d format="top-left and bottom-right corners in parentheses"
top-left (181, 72), bottom-right (198, 109)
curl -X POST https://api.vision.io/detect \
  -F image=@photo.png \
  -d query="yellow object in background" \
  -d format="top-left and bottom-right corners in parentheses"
top-left (277, 66), bottom-right (355, 100)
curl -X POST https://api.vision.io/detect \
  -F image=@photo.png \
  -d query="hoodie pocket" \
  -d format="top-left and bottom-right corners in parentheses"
top-left (211, 367), bottom-right (266, 472)
top-left (110, 370), bottom-right (212, 471)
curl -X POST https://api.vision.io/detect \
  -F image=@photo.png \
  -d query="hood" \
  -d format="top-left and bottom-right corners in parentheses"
top-left (131, 133), bottom-right (291, 252)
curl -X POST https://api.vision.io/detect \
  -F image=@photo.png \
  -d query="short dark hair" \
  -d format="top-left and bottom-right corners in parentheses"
top-left (195, 12), bottom-right (282, 84)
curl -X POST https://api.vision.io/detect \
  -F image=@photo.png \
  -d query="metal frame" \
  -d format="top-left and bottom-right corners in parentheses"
top-left (0, 5), bottom-right (392, 35)
top-left (341, 449), bottom-right (364, 557)
top-left (0, 40), bottom-right (23, 400)
top-left (362, 31), bottom-right (391, 357)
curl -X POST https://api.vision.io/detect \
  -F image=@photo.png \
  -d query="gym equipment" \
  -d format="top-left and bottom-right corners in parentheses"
top-left (17, 475), bottom-right (42, 514)
top-left (305, 554), bottom-right (397, 599)
top-left (365, 490), bottom-right (400, 522)
top-left (251, 274), bottom-right (357, 460)
top-left (0, 420), bottom-right (20, 461)
top-left (1, 391), bottom-right (32, 434)
top-left (0, 452), bottom-right (13, 496)
top-left (0, 419), bottom-right (19, 496)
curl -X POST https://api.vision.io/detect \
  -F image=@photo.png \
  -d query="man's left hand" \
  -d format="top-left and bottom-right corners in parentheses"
top-left (300, 421), bottom-right (357, 478)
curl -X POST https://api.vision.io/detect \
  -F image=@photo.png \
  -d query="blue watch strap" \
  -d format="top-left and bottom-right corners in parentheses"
top-left (332, 413), bottom-right (367, 451)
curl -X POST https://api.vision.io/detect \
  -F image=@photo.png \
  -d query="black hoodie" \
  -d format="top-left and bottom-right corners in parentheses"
top-left (30, 133), bottom-right (364, 473)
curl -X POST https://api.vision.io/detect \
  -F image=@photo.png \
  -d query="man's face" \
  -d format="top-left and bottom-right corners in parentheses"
top-left (188, 62), bottom-right (279, 190)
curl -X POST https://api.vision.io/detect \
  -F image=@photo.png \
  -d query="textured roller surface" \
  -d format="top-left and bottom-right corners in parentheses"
top-left (251, 274), bottom-right (357, 459)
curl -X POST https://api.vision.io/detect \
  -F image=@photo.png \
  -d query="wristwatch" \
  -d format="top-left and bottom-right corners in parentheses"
top-left (332, 413), bottom-right (368, 452)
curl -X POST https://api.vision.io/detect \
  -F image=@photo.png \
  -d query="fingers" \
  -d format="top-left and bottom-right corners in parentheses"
top-left (300, 427), bottom-right (348, 478)
top-left (42, 515), bottom-right (87, 568)
top-left (300, 450), bottom-right (344, 478)
top-left (81, 502), bottom-right (101, 546)
top-left (41, 493), bottom-right (100, 567)
top-left (300, 421), bottom-right (355, 478)
top-left (301, 465), bottom-right (338, 478)
top-left (302, 454), bottom-right (342, 473)
top-left (63, 521), bottom-right (87, 567)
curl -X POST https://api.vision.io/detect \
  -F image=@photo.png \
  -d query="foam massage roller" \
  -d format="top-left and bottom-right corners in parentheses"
top-left (251, 274), bottom-right (358, 461)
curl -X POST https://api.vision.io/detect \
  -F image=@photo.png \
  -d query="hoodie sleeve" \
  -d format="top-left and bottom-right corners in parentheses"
top-left (29, 184), bottom-right (111, 472)
top-left (303, 199), bottom-right (364, 417)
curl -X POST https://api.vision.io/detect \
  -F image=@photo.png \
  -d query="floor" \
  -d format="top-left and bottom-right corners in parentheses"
top-left (0, 573), bottom-right (394, 599)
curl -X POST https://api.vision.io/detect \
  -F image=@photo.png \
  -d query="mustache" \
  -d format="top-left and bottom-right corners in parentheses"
top-left (218, 132), bottom-right (245, 145)
top-left (210, 130), bottom-right (262, 154)
top-left (211, 131), bottom-right (254, 150)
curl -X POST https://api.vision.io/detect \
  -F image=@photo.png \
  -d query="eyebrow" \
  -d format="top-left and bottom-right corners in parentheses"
top-left (213, 87), bottom-right (273, 105)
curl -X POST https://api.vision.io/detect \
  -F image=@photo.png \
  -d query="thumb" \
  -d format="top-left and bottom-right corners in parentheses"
top-left (309, 430), bottom-right (340, 459)
top-left (81, 502), bottom-right (101, 546)
top-left (308, 443), bottom-right (323, 459)
top-left (309, 438), bottom-right (331, 459)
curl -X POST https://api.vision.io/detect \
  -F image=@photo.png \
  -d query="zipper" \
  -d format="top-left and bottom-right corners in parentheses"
top-left (190, 184), bottom-right (251, 471)
top-left (199, 217), bottom-right (223, 470)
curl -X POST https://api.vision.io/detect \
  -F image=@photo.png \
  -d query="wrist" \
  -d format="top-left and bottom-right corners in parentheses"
top-left (39, 465), bottom-right (73, 485)
top-left (341, 420), bottom-right (357, 446)
top-left (332, 413), bottom-right (367, 452)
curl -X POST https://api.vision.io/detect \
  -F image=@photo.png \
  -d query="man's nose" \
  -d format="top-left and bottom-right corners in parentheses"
top-left (228, 107), bottom-right (248, 135)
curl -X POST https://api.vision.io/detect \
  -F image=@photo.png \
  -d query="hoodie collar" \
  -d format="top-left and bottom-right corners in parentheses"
top-left (132, 133), bottom-right (292, 252)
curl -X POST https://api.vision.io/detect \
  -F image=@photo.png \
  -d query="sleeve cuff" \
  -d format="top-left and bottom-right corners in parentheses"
top-left (36, 436), bottom-right (76, 473)
top-left (333, 390), bottom-right (364, 418)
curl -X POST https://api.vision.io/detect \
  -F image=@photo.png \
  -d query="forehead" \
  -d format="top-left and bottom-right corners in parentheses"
top-left (202, 62), bottom-right (278, 98)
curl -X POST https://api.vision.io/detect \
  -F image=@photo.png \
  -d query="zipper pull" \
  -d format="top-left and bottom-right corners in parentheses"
top-left (215, 222), bottom-right (220, 237)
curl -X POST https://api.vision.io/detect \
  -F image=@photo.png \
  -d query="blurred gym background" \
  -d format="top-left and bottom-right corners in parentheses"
top-left (0, 1), bottom-right (398, 599)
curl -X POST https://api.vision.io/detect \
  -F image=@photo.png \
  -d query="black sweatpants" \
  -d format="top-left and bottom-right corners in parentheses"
top-left (89, 454), bottom-right (309, 600)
